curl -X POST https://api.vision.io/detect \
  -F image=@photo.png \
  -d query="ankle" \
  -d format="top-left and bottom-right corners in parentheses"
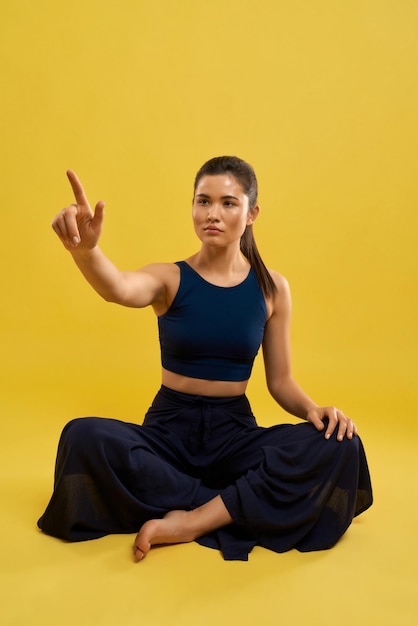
top-left (187, 508), bottom-right (208, 539)
top-left (189, 496), bottom-right (233, 537)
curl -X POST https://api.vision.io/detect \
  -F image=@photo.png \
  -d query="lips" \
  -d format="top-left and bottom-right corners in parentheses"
top-left (205, 226), bottom-right (221, 231)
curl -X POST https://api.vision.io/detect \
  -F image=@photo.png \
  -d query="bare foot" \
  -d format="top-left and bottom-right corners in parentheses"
top-left (133, 510), bottom-right (198, 561)
top-left (132, 496), bottom-right (233, 561)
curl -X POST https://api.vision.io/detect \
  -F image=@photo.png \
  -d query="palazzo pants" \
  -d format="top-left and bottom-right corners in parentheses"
top-left (38, 385), bottom-right (373, 560)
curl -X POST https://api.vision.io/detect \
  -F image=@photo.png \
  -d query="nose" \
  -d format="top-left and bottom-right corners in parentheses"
top-left (207, 203), bottom-right (220, 221)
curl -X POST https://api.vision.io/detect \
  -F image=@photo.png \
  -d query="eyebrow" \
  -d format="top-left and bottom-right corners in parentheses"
top-left (196, 193), bottom-right (240, 201)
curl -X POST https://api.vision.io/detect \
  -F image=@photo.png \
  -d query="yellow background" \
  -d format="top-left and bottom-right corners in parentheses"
top-left (1, 1), bottom-right (417, 624)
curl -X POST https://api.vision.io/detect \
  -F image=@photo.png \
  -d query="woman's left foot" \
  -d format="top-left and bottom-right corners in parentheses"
top-left (133, 510), bottom-right (199, 561)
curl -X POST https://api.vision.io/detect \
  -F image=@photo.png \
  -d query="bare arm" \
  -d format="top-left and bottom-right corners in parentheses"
top-left (52, 170), bottom-right (167, 310)
top-left (263, 272), bottom-right (358, 441)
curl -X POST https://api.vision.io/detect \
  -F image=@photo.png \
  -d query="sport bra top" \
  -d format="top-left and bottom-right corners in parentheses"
top-left (158, 261), bottom-right (267, 382)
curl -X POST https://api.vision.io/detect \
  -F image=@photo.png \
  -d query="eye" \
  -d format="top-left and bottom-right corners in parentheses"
top-left (223, 201), bottom-right (236, 207)
top-left (196, 198), bottom-right (209, 205)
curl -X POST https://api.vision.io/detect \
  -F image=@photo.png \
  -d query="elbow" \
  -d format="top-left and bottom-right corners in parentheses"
top-left (103, 295), bottom-right (116, 304)
top-left (102, 292), bottom-right (118, 303)
top-left (99, 288), bottom-right (125, 305)
top-left (266, 374), bottom-right (292, 403)
top-left (266, 376), bottom-right (280, 402)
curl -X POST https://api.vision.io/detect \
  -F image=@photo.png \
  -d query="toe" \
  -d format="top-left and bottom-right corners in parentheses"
top-left (133, 544), bottom-right (145, 562)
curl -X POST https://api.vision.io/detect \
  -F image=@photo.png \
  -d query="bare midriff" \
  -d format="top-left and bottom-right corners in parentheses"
top-left (161, 368), bottom-right (249, 397)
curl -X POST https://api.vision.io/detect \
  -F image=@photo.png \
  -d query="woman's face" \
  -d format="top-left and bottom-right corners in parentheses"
top-left (192, 174), bottom-right (258, 247)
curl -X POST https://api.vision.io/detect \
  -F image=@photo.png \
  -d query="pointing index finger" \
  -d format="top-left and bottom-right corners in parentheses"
top-left (66, 169), bottom-right (89, 207)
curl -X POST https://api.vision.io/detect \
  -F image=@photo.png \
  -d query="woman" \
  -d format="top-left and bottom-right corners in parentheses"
top-left (38, 156), bottom-right (372, 561)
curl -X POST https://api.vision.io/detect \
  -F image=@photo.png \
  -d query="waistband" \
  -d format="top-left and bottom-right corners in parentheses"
top-left (158, 384), bottom-right (247, 407)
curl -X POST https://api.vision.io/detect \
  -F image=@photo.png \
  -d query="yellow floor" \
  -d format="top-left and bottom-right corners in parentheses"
top-left (1, 396), bottom-right (417, 626)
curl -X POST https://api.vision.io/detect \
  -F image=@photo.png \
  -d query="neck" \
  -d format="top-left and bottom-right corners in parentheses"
top-left (188, 245), bottom-right (250, 282)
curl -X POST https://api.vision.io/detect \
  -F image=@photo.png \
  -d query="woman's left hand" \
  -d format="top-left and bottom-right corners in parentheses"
top-left (306, 406), bottom-right (358, 441)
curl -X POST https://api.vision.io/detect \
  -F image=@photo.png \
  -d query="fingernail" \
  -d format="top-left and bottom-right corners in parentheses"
top-left (72, 236), bottom-right (79, 245)
top-left (325, 434), bottom-right (330, 440)
top-left (134, 546), bottom-right (144, 561)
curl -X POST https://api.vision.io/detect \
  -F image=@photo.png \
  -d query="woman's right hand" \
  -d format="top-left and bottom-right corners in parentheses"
top-left (52, 170), bottom-right (105, 252)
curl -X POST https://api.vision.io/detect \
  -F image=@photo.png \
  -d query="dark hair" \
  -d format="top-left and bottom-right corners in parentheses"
top-left (193, 156), bottom-right (277, 298)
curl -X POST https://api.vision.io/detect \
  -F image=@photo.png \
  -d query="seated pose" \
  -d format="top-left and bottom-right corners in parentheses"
top-left (38, 156), bottom-right (373, 561)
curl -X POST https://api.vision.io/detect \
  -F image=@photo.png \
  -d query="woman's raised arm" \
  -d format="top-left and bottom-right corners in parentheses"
top-left (51, 170), bottom-right (168, 310)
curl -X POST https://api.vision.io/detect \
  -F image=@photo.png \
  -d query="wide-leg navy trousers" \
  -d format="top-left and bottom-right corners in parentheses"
top-left (38, 386), bottom-right (373, 560)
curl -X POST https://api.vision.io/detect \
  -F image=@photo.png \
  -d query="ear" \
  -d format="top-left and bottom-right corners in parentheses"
top-left (247, 204), bottom-right (260, 226)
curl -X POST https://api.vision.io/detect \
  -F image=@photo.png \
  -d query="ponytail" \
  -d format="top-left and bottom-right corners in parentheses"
top-left (240, 225), bottom-right (277, 299)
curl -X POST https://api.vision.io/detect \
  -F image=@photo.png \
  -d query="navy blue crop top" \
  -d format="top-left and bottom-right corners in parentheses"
top-left (158, 261), bottom-right (267, 382)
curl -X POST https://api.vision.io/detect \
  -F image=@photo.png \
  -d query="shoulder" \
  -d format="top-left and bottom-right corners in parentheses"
top-left (268, 269), bottom-right (290, 293)
top-left (264, 269), bottom-right (291, 319)
top-left (137, 263), bottom-right (181, 315)
top-left (137, 262), bottom-right (181, 294)
top-left (138, 262), bottom-right (180, 280)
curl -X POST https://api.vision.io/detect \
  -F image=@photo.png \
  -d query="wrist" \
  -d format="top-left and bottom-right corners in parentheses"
top-left (70, 245), bottom-right (99, 260)
top-left (304, 404), bottom-right (319, 420)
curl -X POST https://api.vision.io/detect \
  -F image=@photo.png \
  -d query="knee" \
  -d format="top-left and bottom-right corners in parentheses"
top-left (59, 417), bottom-right (104, 452)
top-left (62, 416), bottom-right (100, 435)
top-left (329, 431), bottom-right (361, 465)
top-left (337, 432), bottom-right (360, 450)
